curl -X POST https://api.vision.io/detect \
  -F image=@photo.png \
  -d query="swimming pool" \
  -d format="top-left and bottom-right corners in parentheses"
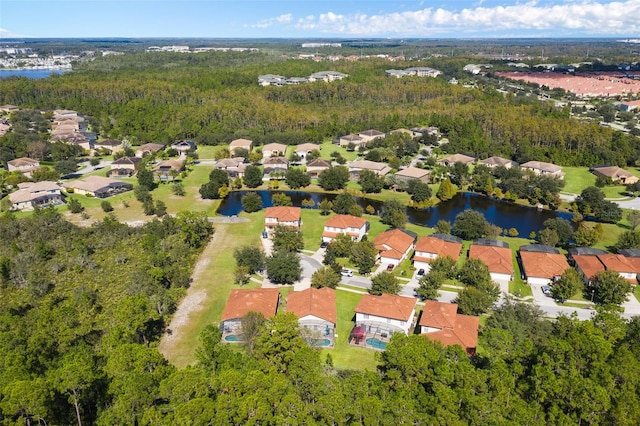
top-left (366, 338), bottom-right (387, 350)
top-left (224, 334), bottom-right (243, 342)
top-left (312, 338), bottom-right (332, 347)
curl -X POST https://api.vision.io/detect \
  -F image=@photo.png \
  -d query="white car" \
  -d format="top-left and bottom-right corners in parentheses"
top-left (341, 269), bottom-right (354, 277)
top-left (541, 285), bottom-right (552, 297)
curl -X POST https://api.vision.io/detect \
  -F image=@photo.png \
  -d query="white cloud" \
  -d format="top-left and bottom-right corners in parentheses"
top-left (277, 1), bottom-right (640, 36)
top-left (0, 28), bottom-right (29, 38)
top-left (249, 13), bottom-right (293, 29)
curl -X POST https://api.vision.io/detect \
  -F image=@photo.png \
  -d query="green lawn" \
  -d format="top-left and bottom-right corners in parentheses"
top-left (318, 140), bottom-right (359, 162)
top-left (301, 209), bottom-right (327, 250)
top-left (159, 211), bottom-right (265, 367)
top-left (321, 289), bottom-right (379, 371)
top-left (562, 165), bottom-right (639, 199)
top-left (562, 166), bottom-right (596, 194)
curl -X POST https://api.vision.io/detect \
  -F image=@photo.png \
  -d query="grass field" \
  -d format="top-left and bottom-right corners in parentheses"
top-left (320, 288), bottom-right (379, 371)
top-left (562, 166), bottom-right (640, 199)
top-left (159, 211), bottom-right (265, 368)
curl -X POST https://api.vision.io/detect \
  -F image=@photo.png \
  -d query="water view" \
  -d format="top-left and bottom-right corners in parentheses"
top-left (217, 191), bottom-right (573, 237)
top-left (0, 69), bottom-right (68, 79)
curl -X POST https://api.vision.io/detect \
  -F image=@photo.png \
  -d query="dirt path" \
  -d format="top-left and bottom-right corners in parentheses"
top-left (158, 224), bottom-right (229, 365)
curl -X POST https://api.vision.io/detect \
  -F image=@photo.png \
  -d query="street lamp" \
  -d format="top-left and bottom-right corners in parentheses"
top-left (590, 289), bottom-right (595, 303)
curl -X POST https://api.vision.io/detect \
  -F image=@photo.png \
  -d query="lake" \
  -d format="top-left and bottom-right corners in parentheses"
top-left (217, 191), bottom-right (574, 236)
top-left (0, 69), bottom-right (69, 79)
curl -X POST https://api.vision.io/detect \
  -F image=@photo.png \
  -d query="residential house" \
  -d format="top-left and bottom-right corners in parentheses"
top-left (9, 181), bottom-right (63, 211)
top-left (413, 234), bottom-right (463, 272)
top-left (479, 156), bottom-right (518, 169)
top-left (261, 143), bottom-right (287, 159)
top-left (389, 128), bottom-right (414, 136)
top-left (214, 157), bottom-right (247, 178)
top-left (0, 105), bottom-right (19, 114)
top-left (354, 293), bottom-right (417, 337)
top-left (338, 134), bottom-right (366, 149)
top-left (258, 74), bottom-right (287, 86)
top-left (592, 166), bottom-right (639, 185)
top-left (109, 156), bottom-right (142, 177)
top-left (572, 254), bottom-right (606, 285)
top-left (152, 159), bottom-right (184, 181)
top-left (373, 229), bottom-right (416, 266)
top-left (306, 158), bottom-right (332, 177)
top-left (51, 132), bottom-right (92, 151)
top-left (220, 288), bottom-right (280, 341)
top-left (598, 254), bottom-right (639, 282)
top-left (263, 157), bottom-right (289, 177)
top-left (358, 129), bottom-right (386, 143)
top-left (135, 143), bottom-right (165, 158)
top-left (286, 288), bottom-right (337, 347)
top-left (7, 157), bottom-right (40, 178)
top-left (411, 127), bottom-right (441, 139)
top-left (170, 140), bottom-right (196, 153)
top-left (394, 167), bottom-right (430, 185)
top-left (308, 71), bottom-right (348, 82)
top-left (321, 214), bottom-right (369, 243)
top-left (229, 138), bottom-right (253, 156)
top-left (295, 143), bottom-right (320, 161)
top-left (438, 154), bottom-right (475, 167)
top-left (94, 139), bottom-right (123, 154)
top-left (519, 245), bottom-right (570, 285)
top-left (347, 160), bottom-right (391, 180)
top-left (264, 206), bottom-right (302, 234)
top-left (63, 176), bottom-right (133, 198)
top-left (618, 100), bottom-right (640, 112)
top-left (469, 240), bottom-right (514, 282)
top-left (419, 300), bottom-right (479, 355)
top-left (521, 161), bottom-right (564, 179)
top-left (404, 67), bottom-right (441, 77)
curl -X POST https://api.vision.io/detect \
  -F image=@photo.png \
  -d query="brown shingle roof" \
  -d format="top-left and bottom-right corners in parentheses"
top-left (374, 229), bottom-right (415, 260)
top-left (286, 288), bottom-right (336, 324)
top-left (479, 156), bottom-right (518, 167)
top-left (221, 288), bottom-right (280, 321)
top-left (263, 143), bottom-right (287, 152)
top-left (394, 167), bottom-right (430, 179)
top-left (295, 143), bottom-right (319, 152)
top-left (355, 294), bottom-right (417, 321)
top-left (520, 251), bottom-right (569, 279)
top-left (264, 206), bottom-right (301, 222)
top-left (440, 154), bottom-right (475, 165)
top-left (521, 161), bottom-right (562, 173)
top-left (136, 143), bottom-right (165, 154)
top-left (7, 157), bottom-right (39, 167)
top-left (229, 138), bottom-right (253, 149)
top-left (306, 158), bottom-right (331, 168)
top-left (469, 244), bottom-right (514, 275)
top-left (414, 236), bottom-right (462, 262)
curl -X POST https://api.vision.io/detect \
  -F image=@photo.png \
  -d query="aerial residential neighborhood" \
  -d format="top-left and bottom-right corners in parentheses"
top-left (2, 35), bottom-right (640, 424)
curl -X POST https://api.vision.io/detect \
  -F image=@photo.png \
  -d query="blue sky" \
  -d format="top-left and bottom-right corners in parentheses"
top-left (1, 0), bottom-right (639, 39)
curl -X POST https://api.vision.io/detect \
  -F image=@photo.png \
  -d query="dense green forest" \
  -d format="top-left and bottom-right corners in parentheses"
top-left (1, 52), bottom-right (639, 167)
top-left (1, 210), bottom-right (640, 424)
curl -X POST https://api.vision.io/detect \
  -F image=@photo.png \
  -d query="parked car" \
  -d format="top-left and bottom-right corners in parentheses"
top-left (320, 241), bottom-right (329, 249)
top-left (386, 264), bottom-right (394, 272)
top-left (341, 269), bottom-right (354, 277)
top-left (417, 269), bottom-right (425, 277)
top-left (541, 285), bottom-right (552, 297)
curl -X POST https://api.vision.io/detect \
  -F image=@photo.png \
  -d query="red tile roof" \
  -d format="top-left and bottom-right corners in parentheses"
top-left (419, 300), bottom-right (479, 354)
top-left (264, 206), bottom-right (301, 222)
top-left (374, 229), bottom-right (415, 260)
top-left (520, 251), bottom-right (569, 279)
top-left (355, 294), bottom-right (417, 321)
top-left (469, 245), bottom-right (514, 275)
top-left (414, 236), bottom-right (462, 262)
top-left (323, 214), bottom-right (367, 230)
top-left (286, 288), bottom-right (337, 324)
top-left (221, 288), bottom-right (280, 321)
top-left (572, 255), bottom-right (605, 280)
top-left (597, 254), bottom-right (637, 273)
top-left (418, 300), bottom-right (457, 329)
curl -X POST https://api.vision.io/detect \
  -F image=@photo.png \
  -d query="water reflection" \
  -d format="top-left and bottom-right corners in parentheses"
top-left (217, 191), bottom-right (573, 236)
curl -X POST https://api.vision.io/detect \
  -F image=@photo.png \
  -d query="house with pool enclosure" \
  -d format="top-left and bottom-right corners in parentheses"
top-left (220, 288), bottom-right (280, 343)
